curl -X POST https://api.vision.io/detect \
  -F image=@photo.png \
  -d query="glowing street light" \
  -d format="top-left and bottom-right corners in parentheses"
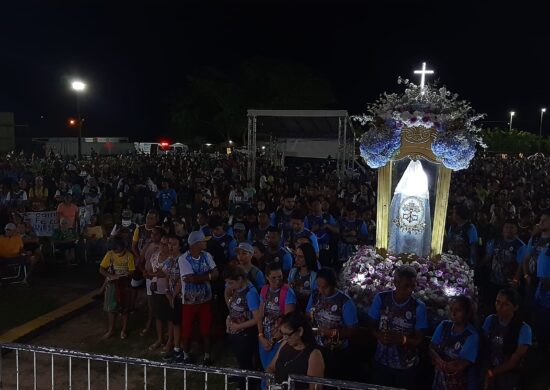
top-left (71, 80), bottom-right (87, 91)
top-left (205, 143), bottom-right (212, 147)
top-left (70, 79), bottom-right (87, 158)
top-left (540, 108), bottom-right (547, 151)
top-left (228, 140), bottom-right (233, 145)
top-left (509, 111), bottom-right (515, 131)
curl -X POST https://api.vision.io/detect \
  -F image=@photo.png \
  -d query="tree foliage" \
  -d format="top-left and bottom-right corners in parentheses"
top-left (170, 58), bottom-right (335, 144)
top-left (482, 127), bottom-right (550, 154)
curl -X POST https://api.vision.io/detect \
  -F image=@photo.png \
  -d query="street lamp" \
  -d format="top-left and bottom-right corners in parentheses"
top-left (71, 79), bottom-right (87, 158)
top-left (509, 111), bottom-right (515, 131)
top-left (540, 108), bottom-right (546, 152)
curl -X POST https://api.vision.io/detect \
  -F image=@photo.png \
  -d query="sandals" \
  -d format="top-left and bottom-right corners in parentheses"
top-left (120, 331), bottom-right (127, 340)
top-left (139, 327), bottom-right (150, 337)
top-left (148, 341), bottom-right (162, 352)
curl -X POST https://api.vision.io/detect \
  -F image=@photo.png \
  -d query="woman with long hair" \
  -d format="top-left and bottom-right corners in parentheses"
top-left (267, 311), bottom-right (324, 390)
top-left (430, 295), bottom-right (479, 390)
top-left (288, 243), bottom-right (318, 312)
top-left (481, 288), bottom-right (532, 389)
top-left (307, 267), bottom-right (358, 381)
top-left (223, 263), bottom-right (261, 389)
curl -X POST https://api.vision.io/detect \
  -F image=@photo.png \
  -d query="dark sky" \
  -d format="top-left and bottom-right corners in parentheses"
top-left (1, 0), bottom-right (549, 141)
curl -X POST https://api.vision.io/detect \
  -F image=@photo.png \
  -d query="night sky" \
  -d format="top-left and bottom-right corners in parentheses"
top-left (1, 1), bottom-right (549, 141)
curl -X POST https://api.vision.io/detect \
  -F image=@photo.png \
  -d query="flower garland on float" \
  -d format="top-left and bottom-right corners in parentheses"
top-left (355, 77), bottom-right (486, 171)
top-left (340, 247), bottom-right (476, 326)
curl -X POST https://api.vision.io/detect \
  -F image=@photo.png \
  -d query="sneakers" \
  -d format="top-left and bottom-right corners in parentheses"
top-left (162, 350), bottom-right (183, 363)
top-left (183, 355), bottom-right (194, 364)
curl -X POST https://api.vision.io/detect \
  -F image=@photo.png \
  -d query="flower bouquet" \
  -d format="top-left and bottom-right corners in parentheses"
top-left (354, 77), bottom-right (485, 171)
top-left (340, 246), bottom-right (476, 327)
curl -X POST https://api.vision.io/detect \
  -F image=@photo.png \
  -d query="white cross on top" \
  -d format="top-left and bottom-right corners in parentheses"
top-left (414, 62), bottom-right (434, 90)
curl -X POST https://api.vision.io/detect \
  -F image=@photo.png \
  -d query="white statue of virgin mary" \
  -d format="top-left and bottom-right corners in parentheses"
top-left (388, 159), bottom-right (431, 256)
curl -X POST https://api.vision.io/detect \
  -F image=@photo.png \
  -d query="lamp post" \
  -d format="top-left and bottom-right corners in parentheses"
top-left (540, 108), bottom-right (546, 152)
top-left (509, 111), bottom-right (515, 131)
top-left (71, 80), bottom-right (86, 158)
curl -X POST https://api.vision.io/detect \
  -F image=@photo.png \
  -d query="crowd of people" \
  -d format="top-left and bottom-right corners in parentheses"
top-left (0, 150), bottom-right (549, 389)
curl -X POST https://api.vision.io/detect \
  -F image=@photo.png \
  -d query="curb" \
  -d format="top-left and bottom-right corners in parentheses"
top-left (0, 290), bottom-right (100, 344)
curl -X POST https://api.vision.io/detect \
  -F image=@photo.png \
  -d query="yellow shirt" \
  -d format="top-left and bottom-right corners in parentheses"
top-left (100, 250), bottom-right (135, 276)
top-left (0, 235), bottom-right (24, 258)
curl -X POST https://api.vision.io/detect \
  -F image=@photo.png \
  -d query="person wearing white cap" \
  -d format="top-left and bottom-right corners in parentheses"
top-left (235, 242), bottom-right (265, 292)
top-left (178, 230), bottom-right (218, 365)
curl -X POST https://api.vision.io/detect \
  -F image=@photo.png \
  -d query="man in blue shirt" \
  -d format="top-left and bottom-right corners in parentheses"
top-left (156, 179), bottom-right (177, 220)
top-left (368, 265), bottom-right (428, 390)
top-left (305, 198), bottom-right (338, 267)
top-left (444, 204), bottom-right (478, 266)
top-left (484, 219), bottom-right (526, 304)
top-left (288, 210), bottom-right (319, 256)
top-left (523, 211), bottom-right (550, 353)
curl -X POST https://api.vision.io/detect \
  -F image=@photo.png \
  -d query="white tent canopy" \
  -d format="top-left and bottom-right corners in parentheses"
top-left (246, 109), bottom-right (355, 182)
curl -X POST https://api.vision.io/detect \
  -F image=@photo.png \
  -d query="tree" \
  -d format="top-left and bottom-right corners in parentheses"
top-left (481, 127), bottom-right (548, 154)
top-left (170, 58), bottom-right (335, 144)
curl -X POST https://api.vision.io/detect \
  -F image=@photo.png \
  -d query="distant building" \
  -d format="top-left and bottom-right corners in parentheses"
top-left (0, 112), bottom-right (15, 154)
top-left (32, 137), bottom-right (133, 156)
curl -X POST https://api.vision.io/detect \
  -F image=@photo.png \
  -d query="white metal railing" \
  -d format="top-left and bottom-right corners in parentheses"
top-left (0, 343), bottom-right (401, 390)
top-left (285, 374), bottom-right (402, 389)
top-left (0, 343), bottom-right (271, 390)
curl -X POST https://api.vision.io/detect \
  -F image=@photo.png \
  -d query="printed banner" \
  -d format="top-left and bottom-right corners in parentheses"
top-left (23, 205), bottom-right (94, 236)
top-left (22, 211), bottom-right (58, 237)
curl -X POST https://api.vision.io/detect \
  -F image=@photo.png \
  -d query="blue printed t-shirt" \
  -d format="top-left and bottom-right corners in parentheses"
top-left (368, 290), bottom-right (428, 369)
top-left (486, 238), bottom-right (527, 285)
top-left (260, 286), bottom-right (297, 340)
top-left (482, 315), bottom-right (532, 344)
top-left (248, 267), bottom-right (266, 292)
top-left (306, 289), bottom-right (358, 349)
top-left (526, 235), bottom-right (550, 277)
top-left (178, 250), bottom-right (216, 305)
top-left (156, 188), bottom-right (177, 212)
top-left (482, 314), bottom-right (532, 368)
top-left (431, 320), bottom-right (479, 363)
top-left (305, 214), bottom-right (337, 244)
top-left (228, 282), bottom-right (260, 334)
top-left (535, 279), bottom-right (550, 308)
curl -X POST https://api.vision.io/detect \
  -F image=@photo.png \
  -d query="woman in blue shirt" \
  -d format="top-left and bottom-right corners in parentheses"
top-left (430, 295), bottom-right (479, 390)
top-left (288, 243), bottom-right (318, 313)
top-left (224, 263), bottom-right (261, 388)
top-left (306, 267), bottom-right (358, 380)
top-left (481, 288), bottom-right (532, 390)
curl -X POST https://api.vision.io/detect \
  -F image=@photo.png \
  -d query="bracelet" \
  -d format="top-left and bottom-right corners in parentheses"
top-left (402, 335), bottom-right (407, 345)
top-left (258, 332), bottom-right (264, 337)
top-left (487, 369), bottom-right (495, 378)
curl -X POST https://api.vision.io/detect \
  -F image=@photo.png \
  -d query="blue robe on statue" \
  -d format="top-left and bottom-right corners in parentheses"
top-left (388, 160), bottom-right (432, 257)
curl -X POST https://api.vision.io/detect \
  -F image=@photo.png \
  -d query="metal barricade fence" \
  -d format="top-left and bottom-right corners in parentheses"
top-left (284, 374), bottom-right (401, 390)
top-left (0, 343), bottom-right (401, 390)
top-left (0, 343), bottom-right (272, 390)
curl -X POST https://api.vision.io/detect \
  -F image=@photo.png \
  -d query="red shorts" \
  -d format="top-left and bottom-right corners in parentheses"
top-left (181, 301), bottom-right (212, 338)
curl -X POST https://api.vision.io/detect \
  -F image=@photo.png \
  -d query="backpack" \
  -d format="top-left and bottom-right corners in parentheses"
top-left (260, 284), bottom-right (290, 314)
